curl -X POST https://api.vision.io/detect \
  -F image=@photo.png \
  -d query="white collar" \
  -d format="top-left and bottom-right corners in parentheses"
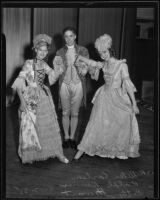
top-left (67, 45), bottom-right (75, 49)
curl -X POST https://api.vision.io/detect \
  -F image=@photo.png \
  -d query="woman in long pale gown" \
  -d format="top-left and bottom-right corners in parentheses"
top-left (12, 34), bottom-right (69, 164)
top-left (74, 34), bottom-right (140, 160)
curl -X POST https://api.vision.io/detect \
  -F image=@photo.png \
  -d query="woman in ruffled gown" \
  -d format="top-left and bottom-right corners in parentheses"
top-left (12, 34), bottom-right (69, 164)
top-left (74, 34), bottom-right (140, 160)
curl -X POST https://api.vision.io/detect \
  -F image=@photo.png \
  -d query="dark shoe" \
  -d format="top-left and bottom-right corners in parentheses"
top-left (70, 140), bottom-right (77, 149)
top-left (71, 158), bottom-right (79, 163)
top-left (63, 139), bottom-right (70, 148)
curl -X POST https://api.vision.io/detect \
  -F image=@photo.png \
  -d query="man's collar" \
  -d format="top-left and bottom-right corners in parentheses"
top-left (64, 43), bottom-right (78, 50)
top-left (66, 45), bottom-right (74, 49)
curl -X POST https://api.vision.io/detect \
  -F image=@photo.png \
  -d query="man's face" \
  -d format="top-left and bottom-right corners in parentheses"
top-left (64, 30), bottom-right (76, 46)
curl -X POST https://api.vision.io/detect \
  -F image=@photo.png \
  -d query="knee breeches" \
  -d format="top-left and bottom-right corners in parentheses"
top-left (60, 82), bottom-right (83, 117)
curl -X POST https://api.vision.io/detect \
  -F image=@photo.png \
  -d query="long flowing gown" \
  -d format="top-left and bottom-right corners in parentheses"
top-left (12, 59), bottom-right (65, 164)
top-left (77, 59), bottom-right (140, 158)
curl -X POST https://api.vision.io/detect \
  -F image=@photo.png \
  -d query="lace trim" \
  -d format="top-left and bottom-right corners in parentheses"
top-left (78, 144), bottom-right (140, 158)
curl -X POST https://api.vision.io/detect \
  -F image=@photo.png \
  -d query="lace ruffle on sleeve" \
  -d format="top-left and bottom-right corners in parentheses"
top-left (44, 64), bottom-right (57, 85)
top-left (75, 59), bottom-right (89, 76)
top-left (121, 63), bottom-right (137, 94)
top-left (88, 61), bottom-right (102, 80)
top-left (76, 47), bottom-right (89, 76)
top-left (11, 60), bottom-right (31, 92)
top-left (45, 59), bottom-right (63, 85)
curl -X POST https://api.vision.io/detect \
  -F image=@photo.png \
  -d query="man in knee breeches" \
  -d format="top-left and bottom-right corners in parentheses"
top-left (53, 26), bottom-right (89, 149)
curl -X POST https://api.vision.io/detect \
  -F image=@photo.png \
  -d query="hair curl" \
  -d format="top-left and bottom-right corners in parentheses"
top-left (95, 34), bottom-right (112, 52)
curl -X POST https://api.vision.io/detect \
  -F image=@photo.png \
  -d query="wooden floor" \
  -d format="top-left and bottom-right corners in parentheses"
top-left (5, 102), bottom-right (154, 199)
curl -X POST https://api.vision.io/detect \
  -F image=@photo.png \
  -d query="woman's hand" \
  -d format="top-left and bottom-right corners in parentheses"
top-left (53, 56), bottom-right (64, 75)
top-left (19, 101), bottom-right (27, 112)
top-left (77, 55), bottom-right (90, 65)
top-left (56, 66), bottom-right (64, 75)
top-left (76, 55), bottom-right (84, 62)
top-left (54, 56), bottom-right (63, 66)
top-left (97, 61), bottom-right (103, 69)
top-left (132, 104), bottom-right (139, 114)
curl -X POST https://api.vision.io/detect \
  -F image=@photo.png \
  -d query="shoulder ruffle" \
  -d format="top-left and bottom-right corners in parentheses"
top-left (117, 59), bottom-right (127, 66)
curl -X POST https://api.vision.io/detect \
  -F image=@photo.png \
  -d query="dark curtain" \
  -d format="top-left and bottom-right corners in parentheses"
top-left (120, 8), bottom-right (137, 83)
top-left (78, 8), bottom-right (124, 102)
top-left (33, 8), bottom-right (78, 60)
top-left (3, 8), bottom-right (31, 106)
top-left (78, 8), bottom-right (123, 58)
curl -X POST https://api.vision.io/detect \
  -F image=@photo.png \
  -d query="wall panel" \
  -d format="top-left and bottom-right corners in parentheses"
top-left (78, 8), bottom-right (123, 101)
top-left (33, 8), bottom-right (78, 52)
top-left (3, 8), bottom-right (31, 106)
top-left (78, 8), bottom-right (123, 58)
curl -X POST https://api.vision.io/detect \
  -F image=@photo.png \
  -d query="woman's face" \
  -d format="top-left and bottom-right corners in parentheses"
top-left (98, 49), bottom-right (110, 61)
top-left (35, 45), bottom-right (48, 60)
top-left (64, 30), bottom-right (76, 46)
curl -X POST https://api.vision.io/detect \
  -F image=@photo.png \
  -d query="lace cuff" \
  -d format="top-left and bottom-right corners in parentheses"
top-left (75, 60), bottom-right (89, 76)
top-left (122, 77), bottom-right (137, 94)
top-left (11, 77), bottom-right (26, 92)
top-left (89, 67), bottom-right (100, 80)
top-left (19, 70), bottom-right (28, 79)
top-left (53, 56), bottom-right (64, 74)
top-left (48, 70), bottom-right (58, 85)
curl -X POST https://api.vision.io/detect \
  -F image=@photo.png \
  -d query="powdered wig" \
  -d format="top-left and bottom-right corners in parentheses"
top-left (95, 34), bottom-right (112, 52)
top-left (33, 34), bottom-right (52, 50)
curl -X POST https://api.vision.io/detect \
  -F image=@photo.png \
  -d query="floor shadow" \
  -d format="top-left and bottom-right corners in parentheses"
top-left (75, 106), bottom-right (92, 144)
top-left (7, 105), bottom-right (20, 155)
top-left (6, 65), bottom-right (23, 154)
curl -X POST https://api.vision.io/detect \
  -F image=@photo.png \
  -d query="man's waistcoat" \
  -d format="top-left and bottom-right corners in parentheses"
top-left (56, 44), bottom-right (89, 108)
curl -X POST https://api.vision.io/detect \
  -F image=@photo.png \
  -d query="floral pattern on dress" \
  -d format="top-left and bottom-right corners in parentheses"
top-left (12, 59), bottom-right (58, 154)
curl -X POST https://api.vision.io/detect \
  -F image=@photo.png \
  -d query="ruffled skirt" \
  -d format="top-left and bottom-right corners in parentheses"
top-left (18, 86), bottom-right (64, 164)
top-left (78, 85), bottom-right (140, 158)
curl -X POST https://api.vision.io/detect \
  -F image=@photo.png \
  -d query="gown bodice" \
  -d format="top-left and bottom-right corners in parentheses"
top-left (35, 68), bottom-right (45, 88)
top-left (102, 62), bottom-right (118, 89)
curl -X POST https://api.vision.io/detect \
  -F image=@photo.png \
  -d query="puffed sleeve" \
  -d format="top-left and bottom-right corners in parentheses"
top-left (121, 63), bottom-right (137, 94)
top-left (11, 60), bottom-right (31, 92)
top-left (75, 54), bottom-right (102, 79)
